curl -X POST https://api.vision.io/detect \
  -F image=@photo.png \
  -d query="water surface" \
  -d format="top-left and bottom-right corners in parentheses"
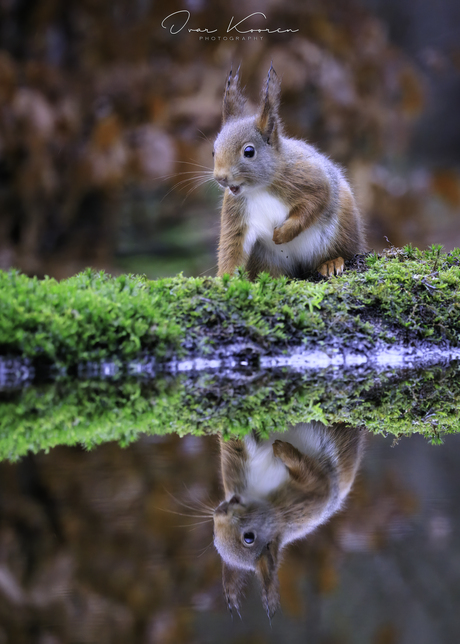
top-left (0, 356), bottom-right (459, 643)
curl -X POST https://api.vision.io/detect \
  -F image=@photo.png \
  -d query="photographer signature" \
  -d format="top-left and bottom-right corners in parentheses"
top-left (161, 11), bottom-right (299, 35)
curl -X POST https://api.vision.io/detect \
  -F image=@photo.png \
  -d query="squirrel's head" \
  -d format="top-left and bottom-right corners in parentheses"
top-left (213, 65), bottom-right (282, 198)
top-left (213, 493), bottom-right (281, 619)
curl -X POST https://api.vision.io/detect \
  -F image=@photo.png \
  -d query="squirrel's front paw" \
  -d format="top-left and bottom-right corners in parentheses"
top-left (273, 219), bottom-right (301, 244)
top-left (273, 440), bottom-right (300, 464)
top-left (272, 227), bottom-right (285, 245)
top-left (272, 225), bottom-right (296, 245)
top-left (272, 440), bottom-right (286, 458)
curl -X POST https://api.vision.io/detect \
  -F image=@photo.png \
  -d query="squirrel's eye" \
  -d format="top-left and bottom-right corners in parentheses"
top-left (243, 145), bottom-right (255, 158)
top-left (243, 532), bottom-right (255, 545)
top-left (212, 150), bottom-right (215, 157)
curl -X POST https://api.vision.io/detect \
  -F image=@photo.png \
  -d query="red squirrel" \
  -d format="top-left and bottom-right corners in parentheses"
top-left (213, 66), bottom-right (365, 279)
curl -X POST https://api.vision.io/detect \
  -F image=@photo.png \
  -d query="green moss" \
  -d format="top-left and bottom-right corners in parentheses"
top-left (1, 247), bottom-right (459, 368)
top-left (0, 267), bottom-right (329, 364)
top-left (1, 246), bottom-right (460, 459)
top-left (1, 360), bottom-right (459, 460)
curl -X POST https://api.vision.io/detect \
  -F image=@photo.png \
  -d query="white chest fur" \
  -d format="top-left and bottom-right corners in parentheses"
top-left (243, 190), bottom-right (288, 257)
top-left (243, 423), bottom-right (336, 500)
top-left (243, 188), bottom-right (337, 269)
top-left (244, 436), bottom-right (289, 498)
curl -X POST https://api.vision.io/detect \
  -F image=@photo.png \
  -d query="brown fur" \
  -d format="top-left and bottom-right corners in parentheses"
top-left (214, 67), bottom-right (365, 279)
top-left (222, 66), bottom-right (247, 125)
top-left (217, 192), bottom-right (247, 276)
top-left (256, 63), bottom-right (282, 148)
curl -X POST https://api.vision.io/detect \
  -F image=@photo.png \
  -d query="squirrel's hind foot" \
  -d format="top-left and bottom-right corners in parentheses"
top-left (318, 257), bottom-right (344, 277)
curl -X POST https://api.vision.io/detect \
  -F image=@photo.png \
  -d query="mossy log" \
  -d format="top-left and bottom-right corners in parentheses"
top-left (1, 246), bottom-right (459, 366)
top-left (0, 245), bottom-right (460, 460)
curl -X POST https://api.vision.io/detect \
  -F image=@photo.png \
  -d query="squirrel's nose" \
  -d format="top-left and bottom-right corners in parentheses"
top-left (214, 495), bottom-right (241, 516)
top-left (214, 174), bottom-right (228, 187)
top-left (214, 500), bottom-right (229, 516)
top-left (214, 494), bottom-right (241, 515)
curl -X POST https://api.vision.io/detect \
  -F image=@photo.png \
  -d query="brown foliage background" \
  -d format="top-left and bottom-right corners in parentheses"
top-left (0, 0), bottom-right (458, 279)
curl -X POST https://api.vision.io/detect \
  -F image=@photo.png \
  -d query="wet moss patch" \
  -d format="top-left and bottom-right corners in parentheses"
top-left (0, 359), bottom-right (459, 460)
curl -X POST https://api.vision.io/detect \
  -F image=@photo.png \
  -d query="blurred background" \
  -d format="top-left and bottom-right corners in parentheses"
top-left (0, 0), bottom-right (458, 280)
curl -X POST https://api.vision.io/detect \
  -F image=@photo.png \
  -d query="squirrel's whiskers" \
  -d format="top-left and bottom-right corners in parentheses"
top-left (161, 174), bottom-right (214, 204)
top-left (158, 159), bottom-right (215, 203)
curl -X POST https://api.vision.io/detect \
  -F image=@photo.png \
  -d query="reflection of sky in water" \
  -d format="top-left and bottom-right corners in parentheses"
top-left (0, 363), bottom-right (460, 642)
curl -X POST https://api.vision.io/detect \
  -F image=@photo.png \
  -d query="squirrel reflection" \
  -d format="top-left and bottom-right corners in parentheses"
top-left (214, 422), bottom-right (364, 618)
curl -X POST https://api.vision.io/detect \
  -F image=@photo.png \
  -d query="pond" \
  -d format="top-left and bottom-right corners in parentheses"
top-left (0, 352), bottom-right (459, 643)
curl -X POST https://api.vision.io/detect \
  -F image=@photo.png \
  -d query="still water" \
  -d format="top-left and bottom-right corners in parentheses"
top-left (0, 358), bottom-right (459, 644)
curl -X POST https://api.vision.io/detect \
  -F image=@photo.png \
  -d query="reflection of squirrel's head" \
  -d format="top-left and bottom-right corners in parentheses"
top-left (213, 495), bottom-right (278, 569)
top-left (213, 493), bottom-right (281, 619)
top-left (212, 488), bottom-right (330, 618)
top-left (213, 66), bottom-right (284, 198)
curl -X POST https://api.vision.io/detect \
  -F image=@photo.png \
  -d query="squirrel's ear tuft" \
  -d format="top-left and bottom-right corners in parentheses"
top-left (222, 66), bottom-right (247, 124)
top-left (222, 562), bottom-right (250, 618)
top-left (255, 538), bottom-right (281, 621)
top-left (256, 64), bottom-right (281, 146)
